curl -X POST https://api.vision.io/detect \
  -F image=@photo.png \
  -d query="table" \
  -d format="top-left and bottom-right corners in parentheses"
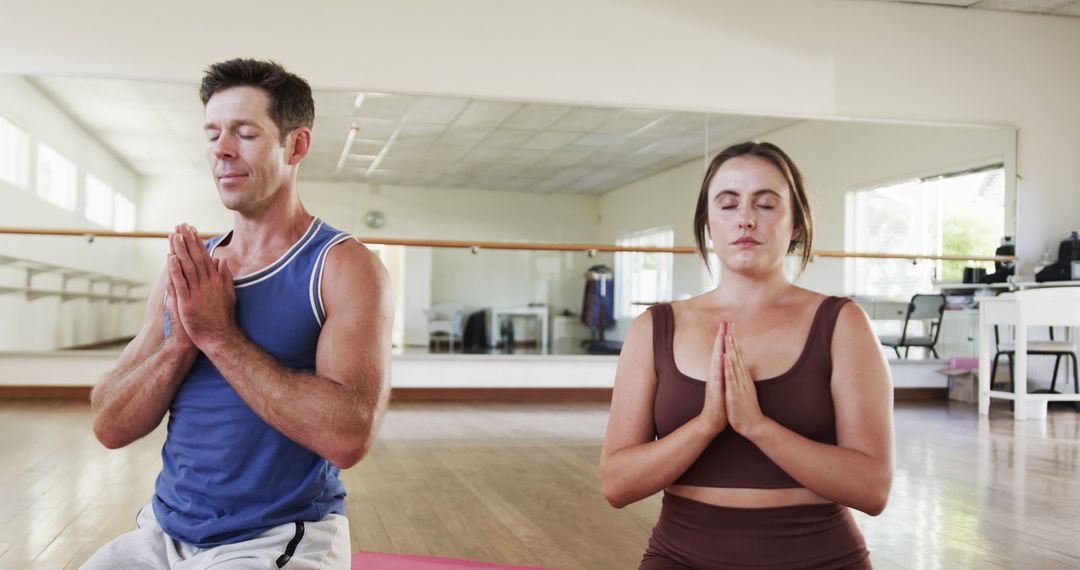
top-left (488, 306), bottom-right (549, 353)
top-left (977, 286), bottom-right (1080, 419)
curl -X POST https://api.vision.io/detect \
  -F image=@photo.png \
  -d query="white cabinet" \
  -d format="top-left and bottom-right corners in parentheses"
top-left (938, 310), bottom-right (980, 358)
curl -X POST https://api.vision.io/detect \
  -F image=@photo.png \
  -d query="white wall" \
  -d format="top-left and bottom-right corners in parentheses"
top-left (303, 181), bottom-right (600, 344)
top-left (4, 0), bottom-right (1079, 348)
top-left (401, 247), bottom-right (432, 346)
top-left (0, 75), bottom-right (144, 350)
top-left (763, 119), bottom-right (1016, 294)
top-left (6, 0), bottom-right (1067, 270)
top-left (595, 118), bottom-right (1015, 340)
top-left (136, 176), bottom-right (602, 345)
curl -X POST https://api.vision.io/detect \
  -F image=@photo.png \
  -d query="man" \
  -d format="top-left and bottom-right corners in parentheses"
top-left (85, 59), bottom-right (392, 568)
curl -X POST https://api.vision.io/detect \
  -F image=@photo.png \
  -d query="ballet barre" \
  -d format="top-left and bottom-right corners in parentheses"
top-left (0, 226), bottom-right (1016, 262)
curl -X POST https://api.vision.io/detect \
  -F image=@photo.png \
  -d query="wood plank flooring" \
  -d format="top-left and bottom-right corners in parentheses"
top-left (0, 400), bottom-right (1078, 569)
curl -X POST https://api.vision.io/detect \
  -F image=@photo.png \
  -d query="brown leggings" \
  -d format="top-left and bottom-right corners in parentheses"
top-left (640, 493), bottom-right (872, 569)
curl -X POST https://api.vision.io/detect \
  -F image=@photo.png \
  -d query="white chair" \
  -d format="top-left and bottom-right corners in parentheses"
top-left (423, 303), bottom-right (465, 352)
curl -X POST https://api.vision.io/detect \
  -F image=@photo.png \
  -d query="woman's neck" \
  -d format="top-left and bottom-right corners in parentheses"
top-left (709, 268), bottom-right (795, 310)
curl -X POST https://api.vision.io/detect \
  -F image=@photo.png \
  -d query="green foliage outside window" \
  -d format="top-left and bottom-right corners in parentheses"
top-left (941, 216), bottom-right (997, 281)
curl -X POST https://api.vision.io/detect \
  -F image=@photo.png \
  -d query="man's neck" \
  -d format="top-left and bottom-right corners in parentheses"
top-left (228, 186), bottom-right (313, 257)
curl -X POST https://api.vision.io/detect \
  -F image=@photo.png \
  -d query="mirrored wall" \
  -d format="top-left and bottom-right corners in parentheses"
top-left (0, 74), bottom-right (1017, 354)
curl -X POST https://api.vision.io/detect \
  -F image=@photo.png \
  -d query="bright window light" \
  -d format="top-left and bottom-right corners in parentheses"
top-left (85, 175), bottom-right (115, 227)
top-left (36, 143), bottom-right (77, 211)
top-left (113, 193), bottom-right (136, 232)
top-left (616, 226), bottom-right (674, 318)
top-left (846, 165), bottom-right (1005, 298)
top-left (0, 114), bottom-right (30, 189)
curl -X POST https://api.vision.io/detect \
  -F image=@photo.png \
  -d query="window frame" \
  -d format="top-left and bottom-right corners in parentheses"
top-left (35, 142), bottom-right (78, 211)
top-left (845, 163), bottom-right (1006, 298)
top-left (84, 174), bottom-right (115, 228)
top-left (0, 113), bottom-right (30, 190)
top-left (615, 225), bottom-right (675, 318)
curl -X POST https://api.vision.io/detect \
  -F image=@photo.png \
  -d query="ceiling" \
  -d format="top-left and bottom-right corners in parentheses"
top-left (29, 76), bottom-right (796, 195)
top-left (855, 0), bottom-right (1080, 17)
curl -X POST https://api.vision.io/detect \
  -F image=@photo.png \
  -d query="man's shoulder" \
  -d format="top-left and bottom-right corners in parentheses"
top-left (322, 238), bottom-right (388, 287)
top-left (319, 238), bottom-right (392, 318)
top-left (323, 236), bottom-right (373, 264)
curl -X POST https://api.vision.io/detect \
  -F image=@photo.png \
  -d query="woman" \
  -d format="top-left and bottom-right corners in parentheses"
top-left (600, 142), bottom-right (893, 569)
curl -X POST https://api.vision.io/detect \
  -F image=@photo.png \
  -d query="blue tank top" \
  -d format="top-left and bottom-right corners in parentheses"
top-left (154, 217), bottom-right (354, 547)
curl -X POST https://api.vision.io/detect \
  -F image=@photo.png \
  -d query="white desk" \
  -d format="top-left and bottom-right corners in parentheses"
top-left (488, 306), bottom-right (549, 353)
top-left (977, 286), bottom-right (1080, 420)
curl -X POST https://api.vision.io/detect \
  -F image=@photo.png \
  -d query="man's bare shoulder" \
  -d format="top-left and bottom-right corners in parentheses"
top-left (322, 238), bottom-right (390, 294)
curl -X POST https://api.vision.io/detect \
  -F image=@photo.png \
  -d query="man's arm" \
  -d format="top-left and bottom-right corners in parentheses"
top-left (90, 264), bottom-right (199, 449)
top-left (170, 225), bottom-right (393, 468)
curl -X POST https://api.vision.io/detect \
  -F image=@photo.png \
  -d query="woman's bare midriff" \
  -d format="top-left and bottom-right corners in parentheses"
top-left (667, 484), bottom-right (833, 508)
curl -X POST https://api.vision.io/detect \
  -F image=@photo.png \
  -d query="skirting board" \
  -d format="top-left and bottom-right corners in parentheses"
top-left (0, 386), bottom-right (946, 402)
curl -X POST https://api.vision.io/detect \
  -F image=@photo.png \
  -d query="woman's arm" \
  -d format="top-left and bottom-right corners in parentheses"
top-left (600, 311), bottom-right (729, 508)
top-left (724, 303), bottom-right (894, 515)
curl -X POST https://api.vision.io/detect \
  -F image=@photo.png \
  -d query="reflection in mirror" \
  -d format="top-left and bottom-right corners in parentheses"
top-left (0, 74), bottom-right (1015, 358)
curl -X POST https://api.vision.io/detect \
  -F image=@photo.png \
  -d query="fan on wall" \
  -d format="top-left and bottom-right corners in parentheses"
top-left (364, 210), bottom-right (385, 229)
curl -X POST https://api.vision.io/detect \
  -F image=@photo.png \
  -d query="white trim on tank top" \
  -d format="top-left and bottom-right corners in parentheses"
top-left (309, 232), bottom-right (354, 327)
top-left (208, 217), bottom-right (322, 289)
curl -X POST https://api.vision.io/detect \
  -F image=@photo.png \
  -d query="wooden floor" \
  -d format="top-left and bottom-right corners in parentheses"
top-left (0, 400), bottom-right (1078, 569)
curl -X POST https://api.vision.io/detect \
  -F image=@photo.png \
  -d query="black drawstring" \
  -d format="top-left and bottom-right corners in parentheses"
top-left (275, 521), bottom-right (305, 568)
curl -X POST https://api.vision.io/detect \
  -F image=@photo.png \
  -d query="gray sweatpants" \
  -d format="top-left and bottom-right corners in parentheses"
top-left (81, 504), bottom-right (351, 569)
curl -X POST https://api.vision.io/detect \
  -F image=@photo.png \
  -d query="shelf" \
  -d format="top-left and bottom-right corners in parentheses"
top-left (0, 254), bottom-right (147, 303)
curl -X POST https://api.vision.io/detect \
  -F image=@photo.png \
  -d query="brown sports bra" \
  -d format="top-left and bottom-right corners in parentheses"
top-left (650, 296), bottom-right (852, 489)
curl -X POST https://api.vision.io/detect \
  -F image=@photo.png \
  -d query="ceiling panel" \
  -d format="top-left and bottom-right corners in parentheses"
top-left (500, 104), bottom-right (571, 130)
top-left (549, 107), bottom-right (619, 132)
top-left (853, 0), bottom-right (1080, 16)
top-left (454, 101), bottom-right (522, 128)
top-left (30, 76), bottom-right (800, 196)
top-left (405, 97), bottom-right (468, 124)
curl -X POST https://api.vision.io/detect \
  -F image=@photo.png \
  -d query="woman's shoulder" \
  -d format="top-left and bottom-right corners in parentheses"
top-left (669, 292), bottom-right (714, 312)
top-left (795, 288), bottom-right (864, 327)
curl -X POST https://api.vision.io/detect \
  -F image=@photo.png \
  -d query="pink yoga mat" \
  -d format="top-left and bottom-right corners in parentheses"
top-left (352, 551), bottom-right (550, 569)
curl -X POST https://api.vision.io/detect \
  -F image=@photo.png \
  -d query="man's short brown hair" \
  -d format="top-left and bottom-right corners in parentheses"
top-left (200, 58), bottom-right (314, 142)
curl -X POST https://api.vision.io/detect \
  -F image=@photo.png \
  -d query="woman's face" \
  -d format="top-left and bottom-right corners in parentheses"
top-left (706, 155), bottom-right (799, 278)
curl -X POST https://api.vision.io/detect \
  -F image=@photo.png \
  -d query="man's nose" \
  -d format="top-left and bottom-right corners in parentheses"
top-left (212, 134), bottom-right (237, 159)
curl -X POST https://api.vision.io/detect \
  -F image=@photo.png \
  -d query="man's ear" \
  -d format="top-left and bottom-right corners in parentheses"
top-left (286, 128), bottom-right (312, 165)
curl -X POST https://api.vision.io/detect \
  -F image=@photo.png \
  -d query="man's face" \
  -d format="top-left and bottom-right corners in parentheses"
top-left (203, 86), bottom-right (290, 213)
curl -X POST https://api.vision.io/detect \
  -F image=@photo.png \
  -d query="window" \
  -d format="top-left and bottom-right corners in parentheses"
top-left (113, 193), bottom-right (136, 232)
top-left (85, 175), bottom-right (114, 227)
top-left (846, 165), bottom-right (1005, 297)
top-left (616, 226), bottom-right (674, 317)
top-left (0, 114), bottom-right (29, 189)
top-left (36, 143), bottom-right (77, 210)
